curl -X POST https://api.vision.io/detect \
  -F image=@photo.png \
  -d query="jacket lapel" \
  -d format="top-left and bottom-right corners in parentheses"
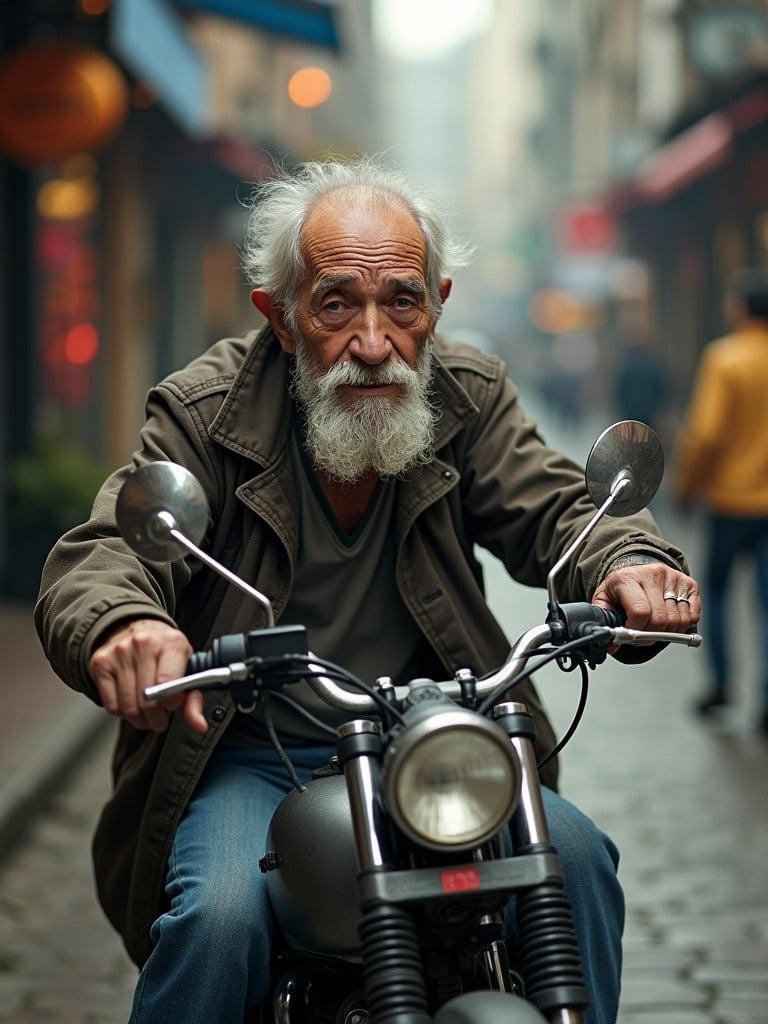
top-left (395, 351), bottom-right (479, 545)
top-left (208, 327), bottom-right (298, 620)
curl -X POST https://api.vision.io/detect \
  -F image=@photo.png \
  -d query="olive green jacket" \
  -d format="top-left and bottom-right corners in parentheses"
top-left (35, 328), bottom-right (685, 966)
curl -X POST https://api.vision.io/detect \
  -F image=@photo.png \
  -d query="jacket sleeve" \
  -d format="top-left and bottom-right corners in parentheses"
top-left (676, 346), bottom-right (730, 502)
top-left (35, 384), bottom-right (222, 703)
top-left (460, 369), bottom-right (687, 600)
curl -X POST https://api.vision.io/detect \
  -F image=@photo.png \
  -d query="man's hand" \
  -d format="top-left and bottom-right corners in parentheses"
top-left (591, 562), bottom-right (701, 636)
top-left (89, 619), bottom-right (207, 733)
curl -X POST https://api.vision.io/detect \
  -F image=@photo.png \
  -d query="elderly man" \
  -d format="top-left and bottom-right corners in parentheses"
top-left (37, 159), bottom-right (699, 1024)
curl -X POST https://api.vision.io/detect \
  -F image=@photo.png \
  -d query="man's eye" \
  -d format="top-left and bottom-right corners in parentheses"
top-left (323, 300), bottom-right (344, 312)
top-left (393, 296), bottom-right (417, 310)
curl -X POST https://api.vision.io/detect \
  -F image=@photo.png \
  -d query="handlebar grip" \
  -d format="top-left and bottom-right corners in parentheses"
top-left (556, 602), bottom-right (626, 634)
top-left (186, 652), bottom-right (208, 675)
top-left (187, 633), bottom-right (248, 675)
top-left (588, 606), bottom-right (626, 629)
top-left (185, 626), bottom-right (309, 675)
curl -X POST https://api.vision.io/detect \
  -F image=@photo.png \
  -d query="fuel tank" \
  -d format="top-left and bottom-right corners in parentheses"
top-left (264, 772), bottom-right (362, 958)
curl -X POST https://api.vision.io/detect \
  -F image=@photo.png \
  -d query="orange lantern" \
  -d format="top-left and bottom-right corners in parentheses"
top-left (0, 40), bottom-right (129, 165)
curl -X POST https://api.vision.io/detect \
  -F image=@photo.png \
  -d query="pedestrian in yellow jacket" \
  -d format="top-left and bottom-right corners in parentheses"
top-left (676, 268), bottom-right (768, 735)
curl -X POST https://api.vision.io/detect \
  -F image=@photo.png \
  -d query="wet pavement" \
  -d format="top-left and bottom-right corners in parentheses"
top-left (1, 400), bottom-right (766, 1023)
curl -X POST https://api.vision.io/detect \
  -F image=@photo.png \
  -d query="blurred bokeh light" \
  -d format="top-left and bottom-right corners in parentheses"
top-left (288, 67), bottom-right (333, 109)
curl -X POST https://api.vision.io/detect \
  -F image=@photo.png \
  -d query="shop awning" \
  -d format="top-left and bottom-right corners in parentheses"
top-left (112, 0), bottom-right (209, 137)
top-left (621, 85), bottom-right (768, 208)
top-left (176, 0), bottom-right (340, 51)
top-left (634, 112), bottom-right (733, 203)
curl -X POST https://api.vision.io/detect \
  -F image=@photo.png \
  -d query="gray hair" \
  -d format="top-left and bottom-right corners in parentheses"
top-left (241, 156), bottom-right (473, 329)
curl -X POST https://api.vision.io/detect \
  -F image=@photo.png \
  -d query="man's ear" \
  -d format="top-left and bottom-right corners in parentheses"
top-left (429, 277), bottom-right (453, 336)
top-left (250, 289), bottom-right (296, 353)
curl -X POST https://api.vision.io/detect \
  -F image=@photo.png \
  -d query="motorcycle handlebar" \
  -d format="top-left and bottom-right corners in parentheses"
top-left (143, 606), bottom-right (701, 707)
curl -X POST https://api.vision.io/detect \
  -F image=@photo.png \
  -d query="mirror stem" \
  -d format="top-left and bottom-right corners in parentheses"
top-left (546, 473), bottom-right (632, 609)
top-left (155, 511), bottom-right (276, 627)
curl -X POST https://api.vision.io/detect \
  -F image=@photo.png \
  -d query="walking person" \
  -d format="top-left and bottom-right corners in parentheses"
top-left (676, 267), bottom-right (768, 735)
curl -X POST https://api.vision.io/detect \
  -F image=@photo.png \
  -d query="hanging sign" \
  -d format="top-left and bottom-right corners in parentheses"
top-left (0, 40), bottom-right (129, 165)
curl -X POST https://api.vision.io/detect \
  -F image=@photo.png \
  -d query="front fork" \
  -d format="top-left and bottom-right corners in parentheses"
top-left (338, 720), bottom-right (431, 1024)
top-left (493, 702), bottom-right (589, 1024)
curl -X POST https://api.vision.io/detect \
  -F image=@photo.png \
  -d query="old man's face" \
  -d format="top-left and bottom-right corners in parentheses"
top-left (267, 195), bottom-right (447, 481)
top-left (293, 193), bottom-right (434, 372)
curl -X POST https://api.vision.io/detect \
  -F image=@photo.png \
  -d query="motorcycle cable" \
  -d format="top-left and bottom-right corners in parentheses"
top-left (261, 691), bottom-right (307, 792)
top-left (234, 654), bottom-right (403, 725)
top-left (269, 689), bottom-right (341, 740)
top-left (535, 656), bottom-right (589, 772)
top-left (476, 631), bottom-right (609, 716)
top-left (249, 658), bottom-right (406, 791)
top-left (260, 655), bottom-right (408, 726)
top-left (474, 648), bottom-right (560, 681)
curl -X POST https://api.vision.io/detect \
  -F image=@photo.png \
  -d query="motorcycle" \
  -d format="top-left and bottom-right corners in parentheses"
top-left (115, 420), bottom-right (701, 1024)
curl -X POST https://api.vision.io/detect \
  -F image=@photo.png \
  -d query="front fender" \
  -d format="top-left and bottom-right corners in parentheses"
top-left (434, 991), bottom-right (547, 1024)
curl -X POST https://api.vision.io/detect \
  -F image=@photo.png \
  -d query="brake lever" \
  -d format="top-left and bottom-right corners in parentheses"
top-left (572, 623), bottom-right (702, 668)
top-left (608, 627), bottom-right (702, 647)
top-left (144, 661), bottom-right (250, 700)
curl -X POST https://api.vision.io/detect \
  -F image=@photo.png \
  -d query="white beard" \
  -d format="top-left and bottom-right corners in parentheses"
top-left (291, 342), bottom-right (438, 483)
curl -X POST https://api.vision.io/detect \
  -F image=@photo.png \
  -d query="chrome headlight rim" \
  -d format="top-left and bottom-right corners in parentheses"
top-left (381, 708), bottom-right (521, 852)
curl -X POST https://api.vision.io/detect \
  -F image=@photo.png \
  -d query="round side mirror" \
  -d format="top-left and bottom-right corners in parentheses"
top-left (585, 420), bottom-right (664, 516)
top-left (116, 461), bottom-right (209, 561)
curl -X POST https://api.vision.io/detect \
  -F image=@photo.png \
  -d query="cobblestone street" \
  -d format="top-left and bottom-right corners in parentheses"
top-left (0, 725), bottom-right (136, 1023)
top-left (1, 406), bottom-right (767, 1023)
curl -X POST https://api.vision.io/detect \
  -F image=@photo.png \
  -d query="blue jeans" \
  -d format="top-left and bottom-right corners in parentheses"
top-left (129, 742), bottom-right (624, 1024)
top-left (704, 513), bottom-right (768, 706)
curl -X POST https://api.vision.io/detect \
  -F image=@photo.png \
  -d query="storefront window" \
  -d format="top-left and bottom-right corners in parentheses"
top-left (34, 154), bottom-right (103, 453)
top-left (4, 155), bottom-right (109, 598)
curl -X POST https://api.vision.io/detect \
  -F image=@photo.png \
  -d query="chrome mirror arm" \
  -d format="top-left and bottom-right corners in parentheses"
top-left (546, 471), bottom-right (632, 609)
top-left (152, 511), bottom-right (275, 627)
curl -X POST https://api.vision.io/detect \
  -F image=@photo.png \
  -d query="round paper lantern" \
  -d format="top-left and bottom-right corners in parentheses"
top-left (0, 40), bottom-right (129, 164)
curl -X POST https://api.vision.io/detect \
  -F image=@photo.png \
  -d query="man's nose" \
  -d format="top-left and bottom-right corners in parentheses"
top-left (348, 307), bottom-right (393, 365)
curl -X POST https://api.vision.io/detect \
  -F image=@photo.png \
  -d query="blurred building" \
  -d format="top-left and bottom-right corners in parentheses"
top-left (373, 2), bottom-right (544, 353)
top-left (462, 2), bottom-right (546, 345)
top-left (0, 0), bottom-right (375, 599)
top-left (528, 0), bottom-right (768, 410)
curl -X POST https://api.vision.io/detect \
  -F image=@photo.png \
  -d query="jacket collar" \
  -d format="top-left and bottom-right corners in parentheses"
top-left (208, 326), bottom-right (479, 467)
top-left (208, 326), bottom-right (292, 465)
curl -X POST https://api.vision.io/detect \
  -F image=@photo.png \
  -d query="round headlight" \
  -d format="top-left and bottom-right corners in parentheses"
top-left (382, 710), bottom-right (520, 851)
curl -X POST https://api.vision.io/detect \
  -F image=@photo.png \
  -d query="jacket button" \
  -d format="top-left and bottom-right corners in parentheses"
top-left (441, 469), bottom-right (453, 481)
top-left (212, 706), bottom-right (226, 723)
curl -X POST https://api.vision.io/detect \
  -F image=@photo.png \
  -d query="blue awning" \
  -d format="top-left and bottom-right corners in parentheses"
top-left (176, 0), bottom-right (340, 51)
top-left (112, 0), bottom-right (209, 137)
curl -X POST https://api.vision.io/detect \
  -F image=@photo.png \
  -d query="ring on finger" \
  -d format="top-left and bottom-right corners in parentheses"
top-left (663, 590), bottom-right (677, 601)
top-left (676, 595), bottom-right (691, 604)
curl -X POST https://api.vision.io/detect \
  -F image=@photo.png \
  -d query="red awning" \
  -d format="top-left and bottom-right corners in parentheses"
top-left (621, 86), bottom-right (768, 208)
top-left (635, 112), bottom-right (732, 202)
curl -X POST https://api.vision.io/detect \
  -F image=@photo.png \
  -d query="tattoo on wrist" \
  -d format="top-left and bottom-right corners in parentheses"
top-left (606, 553), bottom-right (664, 573)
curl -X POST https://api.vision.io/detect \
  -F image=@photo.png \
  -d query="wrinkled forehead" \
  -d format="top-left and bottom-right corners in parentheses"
top-left (299, 189), bottom-right (428, 283)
